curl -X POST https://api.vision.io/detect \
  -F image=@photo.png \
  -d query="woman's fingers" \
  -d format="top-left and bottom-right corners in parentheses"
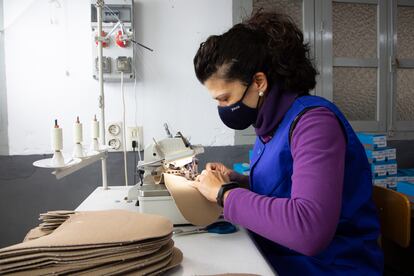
top-left (206, 163), bottom-right (217, 171)
top-left (206, 162), bottom-right (230, 175)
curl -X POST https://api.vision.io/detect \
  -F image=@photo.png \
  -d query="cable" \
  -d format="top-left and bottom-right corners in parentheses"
top-left (132, 65), bottom-right (142, 162)
top-left (133, 65), bottom-right (138, 127)
top-left (131, 30), bottom-right (143, 162)
top-left (103, 17), bottom-right (143, 167)
top-left (133, 145), bottom-right (136, 184)
top-left (130, 39), bottom-right (153, 52)
top-left (121, 71), bottom-right (128, 187)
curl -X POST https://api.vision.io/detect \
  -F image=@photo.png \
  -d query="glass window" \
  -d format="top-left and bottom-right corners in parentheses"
top-left (333, 2), bottom-right (377, 58)
top-left (253, 0), bottom-right (303, 29)
top-left (397, 6), bottom-right (414, 59)
top-left (333, 67), bottom-right (377, 121)
top-left (396, 69), bottom-right (414, 121)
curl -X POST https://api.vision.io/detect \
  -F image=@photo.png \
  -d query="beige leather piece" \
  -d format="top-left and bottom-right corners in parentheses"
top-left (39, 210), bottom-right (75, 216)
top-left (1, 237), bottom-right (171, 266)
top-left (0, 233), bottom-right (173, 260)
top-left (145, 247), bottom-right (183, 276)
top-left (0, 210), bottom-right (182, 276)
top-left (111, 247), bottom-right (183, 276)
top-left (75, 244), bottom-right (177, 276)
top-left (0, 210), bottom-right (173, 255)
top-left (109, 253), bottom-right (172, 276)
top-left (38, 217), bottom-right (68, 222)
top-left (163, 173), bottom-right (222, 226)
top-left (0, 241), bottom-right (168, 272)
top-left (1, 247), bottom-right (161, 275)
top-left (8, 242), bottom-right (176, 276)
top-left (23, 227), bottom-right (52, 242)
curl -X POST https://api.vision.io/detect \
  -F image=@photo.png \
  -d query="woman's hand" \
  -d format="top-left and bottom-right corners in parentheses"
top-left (206, 162), bottom-right (245, 184)
top-left (206, 162), bottom-right (233, 176)
top-left (193, 170), bottom-right (230, 203)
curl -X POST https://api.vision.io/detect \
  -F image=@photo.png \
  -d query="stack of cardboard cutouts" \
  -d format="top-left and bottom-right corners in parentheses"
top-left (0, 210), bottom-right (182, 275)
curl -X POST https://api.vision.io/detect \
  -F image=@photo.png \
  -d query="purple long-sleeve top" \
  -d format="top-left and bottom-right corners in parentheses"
top-left (224, 107), bottom-right (346, 256)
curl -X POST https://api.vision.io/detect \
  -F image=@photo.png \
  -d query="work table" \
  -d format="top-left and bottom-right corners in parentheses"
top-left (76, 186), bottom-right (276, 275)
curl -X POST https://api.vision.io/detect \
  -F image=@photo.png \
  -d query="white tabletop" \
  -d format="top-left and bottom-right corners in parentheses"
top-left (76, 186), bottom-right (276, 276)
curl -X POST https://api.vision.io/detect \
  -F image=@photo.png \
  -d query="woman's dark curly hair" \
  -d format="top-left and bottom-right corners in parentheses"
top-left (193, 11), bottom-right (317, 93)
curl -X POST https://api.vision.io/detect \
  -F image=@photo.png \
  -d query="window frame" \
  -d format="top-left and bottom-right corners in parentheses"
top-left (318, 0), bottom-right (388, 133)
top-left (233, 0), bottom-right (414, 145)
top-left (387, 0), bottom-right (414, 138)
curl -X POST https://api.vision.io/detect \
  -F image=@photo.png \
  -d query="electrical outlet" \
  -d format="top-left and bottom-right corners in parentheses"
top-left (107, 122), bottom-right (121, 136)
top-left (126, 126), bottom-right (143, 151)
top-left (108, 138), bottom-right (121, 150)
top-left (106, 122), bottom-right (123, 151)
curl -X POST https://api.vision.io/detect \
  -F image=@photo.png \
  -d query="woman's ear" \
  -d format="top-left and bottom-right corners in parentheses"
top-left (253, 72), bottom-right (268, 96)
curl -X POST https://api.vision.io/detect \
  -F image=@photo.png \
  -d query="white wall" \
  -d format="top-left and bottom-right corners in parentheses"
top-left (0, 0), bottom-right (9, 155)
top-left (3, 0), bottom-right (235, 155)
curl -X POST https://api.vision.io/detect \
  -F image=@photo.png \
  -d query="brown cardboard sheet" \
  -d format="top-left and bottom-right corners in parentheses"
top-left (163, 173), bottom-right (222, 226)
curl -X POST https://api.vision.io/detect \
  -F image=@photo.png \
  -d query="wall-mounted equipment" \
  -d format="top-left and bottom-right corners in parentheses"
top-left (91, 0), bottom-right (134, 81)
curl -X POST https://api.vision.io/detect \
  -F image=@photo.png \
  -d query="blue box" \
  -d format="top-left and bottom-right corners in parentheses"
top-left (397, 168), bottom-right (414, 183)
top-left (373, 176), bottom-right (388, 188)
top-left (397, 181), bottom-right (414, 197)
top-left (357, 133), bottom-right (387, 150)
top-left (370, 160), bottom-right (397, 177)
top-left (372, 176), bottom-right (397, 189)
top-left (365, 147), bottom-right (396, 163)
top-left (387, 176), bottom-right (398, 190)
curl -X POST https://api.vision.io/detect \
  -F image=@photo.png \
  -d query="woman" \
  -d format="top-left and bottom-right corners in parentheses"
top-left (192, 11), bottom-right (383, 275)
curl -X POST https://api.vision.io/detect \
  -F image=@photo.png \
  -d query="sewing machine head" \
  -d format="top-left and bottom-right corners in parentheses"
top-left (138, 132), bottom-right (204, 185)
top-left (127, 128), bottom-right (204, 225)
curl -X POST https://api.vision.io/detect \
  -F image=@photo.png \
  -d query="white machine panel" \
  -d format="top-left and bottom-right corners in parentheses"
top-left (91, 0), bottom-right (134, 82)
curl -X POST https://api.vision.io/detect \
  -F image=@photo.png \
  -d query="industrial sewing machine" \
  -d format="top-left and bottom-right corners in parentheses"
top-left (127, 124), bottom-right (204, 225)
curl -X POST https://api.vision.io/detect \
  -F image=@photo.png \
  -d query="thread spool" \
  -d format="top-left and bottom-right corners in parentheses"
top-left (73, 116), bottom-right (83, 144)
top-left (52, 119), bottom-right (63, 151)
top-left (51, 119), bottom-right (64, 166)
top-left (92, 115), bottom-right (99, 139)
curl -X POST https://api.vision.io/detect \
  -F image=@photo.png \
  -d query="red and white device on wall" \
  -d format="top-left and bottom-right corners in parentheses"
top-left (95, 31), bottom-right (109, 47)
top-left (91, 0), bottom-right (134, 82)
top-left (115, 30), bottom-right (128, 48)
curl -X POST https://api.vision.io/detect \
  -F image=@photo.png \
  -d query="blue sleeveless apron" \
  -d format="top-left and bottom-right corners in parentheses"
top-left (249, 95), bottom-right (383, 275)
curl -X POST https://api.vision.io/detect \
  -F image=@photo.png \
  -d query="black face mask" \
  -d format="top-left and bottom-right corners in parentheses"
top-left (217, 84), bottom-right (259, 130)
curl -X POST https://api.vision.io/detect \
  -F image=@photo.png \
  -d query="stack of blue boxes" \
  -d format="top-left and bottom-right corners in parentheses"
top-left (397, 169), bottom-right (414, 196)
top-left (357, 133), bottom-right (398, 189)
